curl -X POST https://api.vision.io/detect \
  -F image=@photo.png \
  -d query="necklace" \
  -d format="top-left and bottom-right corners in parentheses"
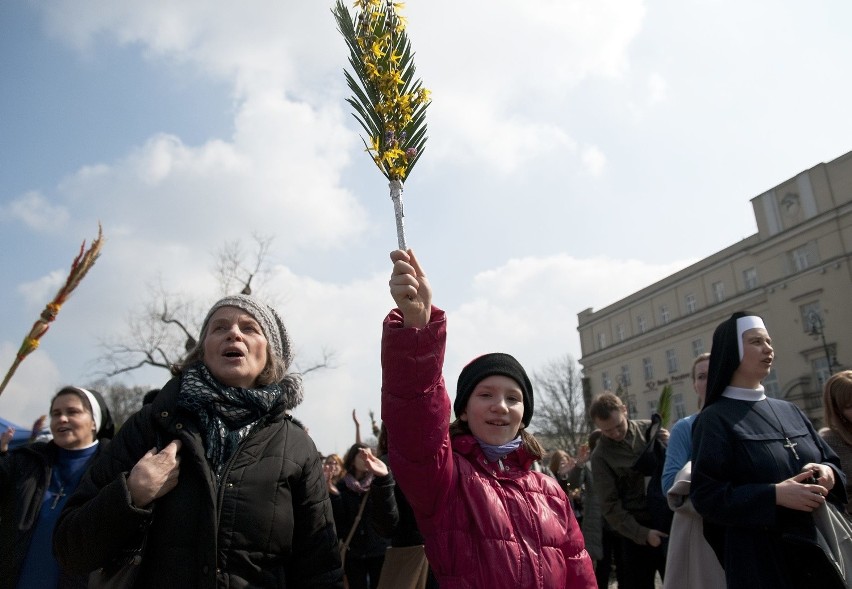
top-left (49, 469), bottom-right (67, 510)
top-left (751, 400), bottom-right (800, 460)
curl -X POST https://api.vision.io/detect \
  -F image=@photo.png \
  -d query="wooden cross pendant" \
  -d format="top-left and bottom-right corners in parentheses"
top-left (783, 438), bottom-right (799, 460)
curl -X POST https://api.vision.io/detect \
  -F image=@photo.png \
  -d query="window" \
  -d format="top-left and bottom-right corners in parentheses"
top-left (743, 267), bottom-right (758, 290)
top-left (620, 365), bottom-right (631, 387)
top-left (647, 400), bottom-right (657, 415)
top-left (660, 304), bottom-right (671, 325)
top-left (637, 314), bottom-right (647, 334)
top-left (673, 392), bottom-right (686, 420)
top-left (763, 369), bottom-right (780, 398)
top-left (615, 323), bottom-right (625, 343)
top-left (800, 302), bottom-right (823, 334)
top-left (601, 371), bottom-right (612, 391)
top-left (643, 357), bottom-right (654, 381)
top-left (685, 293), bottom-right (696, 314)
top-left (666, 349), bottom-right (678, 374)
top-left (596, 331), bottom-right (606, 350)
top-left (813, 357), bottom-right (832, 389)
top-left (790, 241), bottom-right (819, 273)
top-left (712, 281), bottom-right (725, 303)
top-left (692, 338), bottom-right (704, 358)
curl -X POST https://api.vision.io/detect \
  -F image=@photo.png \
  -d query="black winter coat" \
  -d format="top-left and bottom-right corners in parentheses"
top-left (332, 473), bottom-right (397, 559)
top-left (0, 440), bottom-right (106, 589)
top-left (54, 377), bottom-right (344, 588)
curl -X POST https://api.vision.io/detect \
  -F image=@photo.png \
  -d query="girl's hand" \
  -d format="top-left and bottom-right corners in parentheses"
top-left (389, 249), bottom-right (432, 329)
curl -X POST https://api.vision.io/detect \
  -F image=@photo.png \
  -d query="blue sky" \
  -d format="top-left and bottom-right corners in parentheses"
top-left (1, 0), bottom-right (851, 453)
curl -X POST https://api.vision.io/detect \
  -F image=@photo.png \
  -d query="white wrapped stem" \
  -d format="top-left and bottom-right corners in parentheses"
top-left (389, 179), bottom-right (407, 250)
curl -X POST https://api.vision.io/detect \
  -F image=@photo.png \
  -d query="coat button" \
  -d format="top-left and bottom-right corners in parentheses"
top-left (160, 411), bottom-right (169, 418)
top-left (175, 423), bottom-right (183, 430)
top-left (202, 565), bottom-right (209, 574)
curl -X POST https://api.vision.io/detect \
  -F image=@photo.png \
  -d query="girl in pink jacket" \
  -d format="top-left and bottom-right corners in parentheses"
top-left (381, 249), bottom-right (595, 589)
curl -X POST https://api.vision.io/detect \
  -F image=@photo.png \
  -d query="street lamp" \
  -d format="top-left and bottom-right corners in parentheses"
top-left (807, 310), bottom-right (839, 373)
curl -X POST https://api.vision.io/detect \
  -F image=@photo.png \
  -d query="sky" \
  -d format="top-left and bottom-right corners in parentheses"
top-left (1, 0), bottom-right (851, 454)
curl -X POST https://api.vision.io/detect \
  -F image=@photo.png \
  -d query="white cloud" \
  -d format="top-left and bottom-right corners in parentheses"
top-left (647, 72), bottom-right (668, 105)
top-left (0, 343), bottom-right (62, 429)
top-left (1, 191), bottom-right (70, 231)
top-left (581, 146), bottom-right (607, 176)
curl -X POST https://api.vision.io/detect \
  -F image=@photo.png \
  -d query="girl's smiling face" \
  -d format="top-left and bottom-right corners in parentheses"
top-left (460, 375), bottom-right (524, 446)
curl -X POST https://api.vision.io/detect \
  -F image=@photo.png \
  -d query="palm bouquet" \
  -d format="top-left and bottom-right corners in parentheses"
top-left (0, 224), bottom-right (104, 397)
top-left (333, 0), bottom-right (431, 249)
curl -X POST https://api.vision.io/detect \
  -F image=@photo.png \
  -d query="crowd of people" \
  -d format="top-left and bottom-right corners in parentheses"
top-left (1, 250), bottom-right (850, 588)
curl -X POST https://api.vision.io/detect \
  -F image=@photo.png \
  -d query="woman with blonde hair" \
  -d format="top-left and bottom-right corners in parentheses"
top-left (820, 370), bottom-right (852, 516)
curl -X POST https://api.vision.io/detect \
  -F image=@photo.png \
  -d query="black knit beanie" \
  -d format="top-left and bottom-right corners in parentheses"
top-left (455, 353), bottom-right (534, 427)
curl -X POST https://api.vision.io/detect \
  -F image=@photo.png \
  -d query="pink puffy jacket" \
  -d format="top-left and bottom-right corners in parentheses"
top-left (381, 308), bottom-right (595, 589)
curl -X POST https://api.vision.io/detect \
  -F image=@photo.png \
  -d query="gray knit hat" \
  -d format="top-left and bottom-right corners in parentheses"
top-left (200, 294), bottom-right (293, 368)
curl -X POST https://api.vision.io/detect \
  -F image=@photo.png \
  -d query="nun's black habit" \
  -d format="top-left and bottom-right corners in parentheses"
top-left (691, 312), bottom-right (847, 589)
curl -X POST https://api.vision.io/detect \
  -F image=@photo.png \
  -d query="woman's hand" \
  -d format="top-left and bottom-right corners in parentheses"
top-left (557, 456), bottom-right (576, 477)
top-left (775, 469), bottom-right (828, 512)
top-left (389, 249), bottom-right (432, 329)
top-left (0, 426), bottom-right (14, 453)
top-left (576, 443), bottom-right (591, 465)
top-left (127, 440), bottom-right (182, 508)
top-left (360, 448), bottom-right (388, 477)
top-left (324, 463), bottom-right (340, 495)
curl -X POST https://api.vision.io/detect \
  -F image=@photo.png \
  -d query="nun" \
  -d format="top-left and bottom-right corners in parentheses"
top-left (0, 386), bottom-right (113, 589)
top-left (691, 312), bottom-right (847, 589)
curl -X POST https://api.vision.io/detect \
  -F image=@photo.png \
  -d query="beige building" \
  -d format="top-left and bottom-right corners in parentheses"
top-left (578, 150), bottom-right (852, 428)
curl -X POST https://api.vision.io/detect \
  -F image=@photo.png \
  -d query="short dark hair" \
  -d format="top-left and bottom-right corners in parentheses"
top-left (589, 392), bottom-right (624, 422)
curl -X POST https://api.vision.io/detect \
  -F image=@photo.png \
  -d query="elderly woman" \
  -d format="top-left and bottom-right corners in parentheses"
top-left (55, 295), bottom-right (343, 588)
top-left (1, 386), bottom-right (113, 589)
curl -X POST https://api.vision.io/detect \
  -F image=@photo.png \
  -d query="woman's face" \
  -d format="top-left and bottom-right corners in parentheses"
top-left (50, 394), bottom-right (96, 449)
top-left (324, 457), bottom-right (341, 477)
top-left (203, 306), bottom-right (269, 388)
top-left (733, 327), bottom-right (774, 387)
top-left (460, 375), bottom-right (524, 446)
top-left (352, 448), bottom-right (372, 476)
top-left (693, 359), bottom-right (710, 409)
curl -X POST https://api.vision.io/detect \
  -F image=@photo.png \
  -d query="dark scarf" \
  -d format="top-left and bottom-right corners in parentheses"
top-left (178, 363), bottom-right (284, 481)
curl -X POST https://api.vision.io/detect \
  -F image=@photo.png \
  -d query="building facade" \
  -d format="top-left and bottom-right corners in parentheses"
top-left (578, 150), bottom-right (852, 428)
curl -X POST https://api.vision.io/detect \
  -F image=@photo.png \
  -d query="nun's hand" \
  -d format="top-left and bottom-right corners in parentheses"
top-left (127, 440), bottom-right (182, 508)
top-left (775, 469), bottom-right (828, 512)
top-left (389, 249), bottom-right (432, 329)
top-left (803, 462), bottom-right (836, 491)
top-left (658, 428), bottom-right (670, 444)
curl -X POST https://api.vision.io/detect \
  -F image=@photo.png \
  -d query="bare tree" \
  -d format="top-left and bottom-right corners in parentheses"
top-left (97, 234), bottom-right (335, 380)
top-left (532, 354), bottom-right (590, 455)
top-left (214, 233), bottom-right (273, 296)
top-left (86, 378), bottom-right (150, 429)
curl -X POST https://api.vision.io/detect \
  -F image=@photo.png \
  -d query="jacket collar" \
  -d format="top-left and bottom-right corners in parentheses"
top-left (451, 433), bottom-right (536, 471)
